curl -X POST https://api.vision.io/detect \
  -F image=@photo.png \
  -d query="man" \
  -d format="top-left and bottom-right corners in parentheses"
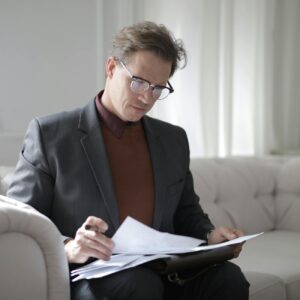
top-left (8, 21), bottom-right (249, 299)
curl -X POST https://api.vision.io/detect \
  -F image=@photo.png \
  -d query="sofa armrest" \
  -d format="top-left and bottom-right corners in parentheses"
top-left (0, 195), bottom-right (70, 300)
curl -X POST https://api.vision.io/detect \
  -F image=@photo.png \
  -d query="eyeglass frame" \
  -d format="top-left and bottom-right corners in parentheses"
top-left (117, 59), bottom-right (174, 100)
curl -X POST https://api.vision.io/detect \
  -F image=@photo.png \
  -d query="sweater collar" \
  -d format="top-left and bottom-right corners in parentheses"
top-left (95, 91), bottom-right (132, 138)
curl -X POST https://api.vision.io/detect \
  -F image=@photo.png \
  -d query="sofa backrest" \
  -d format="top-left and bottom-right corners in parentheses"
top-left (2, 157), bottom-right (300, 234)
top-left (190, 156), bottom-right (300, 234)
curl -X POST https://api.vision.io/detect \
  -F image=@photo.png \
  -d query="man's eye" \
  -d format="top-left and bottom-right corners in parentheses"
top-left (133, 78), bottom-right (146, 84)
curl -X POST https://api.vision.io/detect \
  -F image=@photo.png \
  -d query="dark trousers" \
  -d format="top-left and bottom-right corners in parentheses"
top-left (71, 262), bottom-right (249, 300)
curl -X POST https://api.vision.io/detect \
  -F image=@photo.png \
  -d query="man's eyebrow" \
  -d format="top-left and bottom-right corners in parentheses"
top-left (132, 75), bottom-right (168, 87)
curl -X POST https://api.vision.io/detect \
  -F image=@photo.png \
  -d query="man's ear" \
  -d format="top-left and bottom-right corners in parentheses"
top-left (106, 57), bottom-right (117, 78)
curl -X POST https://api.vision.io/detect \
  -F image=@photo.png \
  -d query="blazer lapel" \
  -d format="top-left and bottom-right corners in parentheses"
top-left (77, 103), bottom-right (170, 231)
top-left (78, 100), bottom-right (119, 231)
top-left (143, 117), bottom-right (169, 230)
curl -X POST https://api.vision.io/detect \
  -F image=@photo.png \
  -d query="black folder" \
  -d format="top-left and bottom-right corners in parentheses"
top-left (146, 245), bottom-right (235, 275)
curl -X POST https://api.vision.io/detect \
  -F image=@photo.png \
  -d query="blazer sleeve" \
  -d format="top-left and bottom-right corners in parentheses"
top-left (7, 118), bottom-right (55, 217)
top-left (173, 170), bottom-right (215, 240)
top-left (172, 129), bottom-right (215, 240)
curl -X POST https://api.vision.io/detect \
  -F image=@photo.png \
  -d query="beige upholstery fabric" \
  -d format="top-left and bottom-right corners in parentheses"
top-left (0, 195), bottom-right (70, 300)
top-left (1, 232), bottom-right (48, 299)
top-left (235, 230), bottom-right (300, 300)
top-left (245, 271), bottom-right (286, 300)
top-left (190, 157), bottom-right (300, 300)
top-left (275, 158), bottom-right (300, 231)
top-left (191, 158), bottom-right (277, 233)
top-left (2, 156), bottom-right (300, 300)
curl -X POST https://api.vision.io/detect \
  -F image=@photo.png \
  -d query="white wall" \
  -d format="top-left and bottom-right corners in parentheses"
top-left (1, 0), bottom-right (300, 165)
top-left (0, 0), bottom-right (99, 165)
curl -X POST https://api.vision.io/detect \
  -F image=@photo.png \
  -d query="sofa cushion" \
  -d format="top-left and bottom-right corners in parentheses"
top-left (234, 230), bottom-right (300, 300)
top-left (245, 271), bottom-right (286, 300)
top-left (190, 158), bottom-right (277, 233)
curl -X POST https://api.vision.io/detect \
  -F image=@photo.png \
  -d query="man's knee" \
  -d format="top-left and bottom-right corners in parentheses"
top-left (217, 262), bottom-right (249, 299)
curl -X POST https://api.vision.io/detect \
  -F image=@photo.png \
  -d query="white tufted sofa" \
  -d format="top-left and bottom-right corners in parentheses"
top-left (1, 157), bottom-right (300, 300)
top-left (190, 156), bottom-right (300, 300)
top-left (0, 167), bottom-right (70, 300)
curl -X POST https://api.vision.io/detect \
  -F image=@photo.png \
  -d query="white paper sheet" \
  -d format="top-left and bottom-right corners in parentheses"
top-left (112, 216), bottom-right (205, 254)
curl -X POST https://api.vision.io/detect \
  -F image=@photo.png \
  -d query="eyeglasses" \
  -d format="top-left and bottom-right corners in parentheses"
top-left (118, 60), bottom-right (174, 100)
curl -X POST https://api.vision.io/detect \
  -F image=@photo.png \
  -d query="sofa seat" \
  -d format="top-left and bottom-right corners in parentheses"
top-left (244, 271), bottom-right (286, 300)
top-left (235, 230), bottom-right (300, 300)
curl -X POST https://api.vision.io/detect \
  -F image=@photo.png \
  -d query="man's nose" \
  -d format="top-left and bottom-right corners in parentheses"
top-left (138, 89), bottom-right (154, 104)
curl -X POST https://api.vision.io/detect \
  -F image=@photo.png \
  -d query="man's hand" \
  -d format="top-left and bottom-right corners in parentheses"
top-left (207, 226), bottom-right (244, 258)
top-left (64, 216), bottom-right (115, 264)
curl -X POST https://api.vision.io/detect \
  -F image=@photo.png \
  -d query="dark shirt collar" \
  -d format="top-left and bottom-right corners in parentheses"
top-left (95, 91), bottom-right (140, 138)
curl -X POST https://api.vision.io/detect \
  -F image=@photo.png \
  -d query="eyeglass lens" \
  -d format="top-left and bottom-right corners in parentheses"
top-left (131, 78), bottom-right (169, 100)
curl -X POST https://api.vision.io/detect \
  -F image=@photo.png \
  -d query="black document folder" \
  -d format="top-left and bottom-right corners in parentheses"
top-left (146, 245), bottom-right (235, 275)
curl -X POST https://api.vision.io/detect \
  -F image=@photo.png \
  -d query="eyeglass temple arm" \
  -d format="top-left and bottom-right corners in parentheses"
top-left (167, 81), bottom-right (174, 93)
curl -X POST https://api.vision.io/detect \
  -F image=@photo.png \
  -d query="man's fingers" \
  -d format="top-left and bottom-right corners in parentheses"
top-left (86, 248), bottom-right (111, 261)
top-left (231, 228), bottom-right (243, 237)
top-left (66, 217), bottom-right (114, 264)
top-left (71, 234), bottom-right (113, 261)
top-left (80, 215), bottom-right (115, 251)
top-left (83, 239), bottom-right (113, 260)
top-left (83, 231), bottom-right (115, 251)
top-left (70, 241), bottom-right (112, 262)
top-left (220, 227), bottom-right (243, 240)
top-left (84, 216), bottom-right (109, 233)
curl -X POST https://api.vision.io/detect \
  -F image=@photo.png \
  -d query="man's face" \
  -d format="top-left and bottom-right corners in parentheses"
top-left (102, 50), bottom-right (172, 122)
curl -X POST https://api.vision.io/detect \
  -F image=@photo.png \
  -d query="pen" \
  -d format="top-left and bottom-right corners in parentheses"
top-left (85, 224), bottom-right (100, 233)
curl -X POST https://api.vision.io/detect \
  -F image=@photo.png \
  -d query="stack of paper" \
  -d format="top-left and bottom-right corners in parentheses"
top-left (71, 217), bottom-right (263, 281)
top-left (71, 253), bottom-right (173, 281)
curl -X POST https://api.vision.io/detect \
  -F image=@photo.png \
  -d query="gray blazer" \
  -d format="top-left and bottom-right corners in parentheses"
top-left (8, 99), bottom-right (214, 239)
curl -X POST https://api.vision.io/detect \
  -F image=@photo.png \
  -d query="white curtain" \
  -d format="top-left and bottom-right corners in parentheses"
top-left (98, 0), bottom-right (300, 158)
top-left (272, 0), bottom-right (300, 154)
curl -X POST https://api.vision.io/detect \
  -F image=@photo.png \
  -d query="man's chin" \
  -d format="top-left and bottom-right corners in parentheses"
top-left (124, 113), bottom-right (144, 123)
top-left (128, 117), bottom-right (143, 123)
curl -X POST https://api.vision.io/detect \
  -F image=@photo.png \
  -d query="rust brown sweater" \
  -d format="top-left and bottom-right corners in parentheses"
top-left (96, 94), bottom-right (155, 226)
